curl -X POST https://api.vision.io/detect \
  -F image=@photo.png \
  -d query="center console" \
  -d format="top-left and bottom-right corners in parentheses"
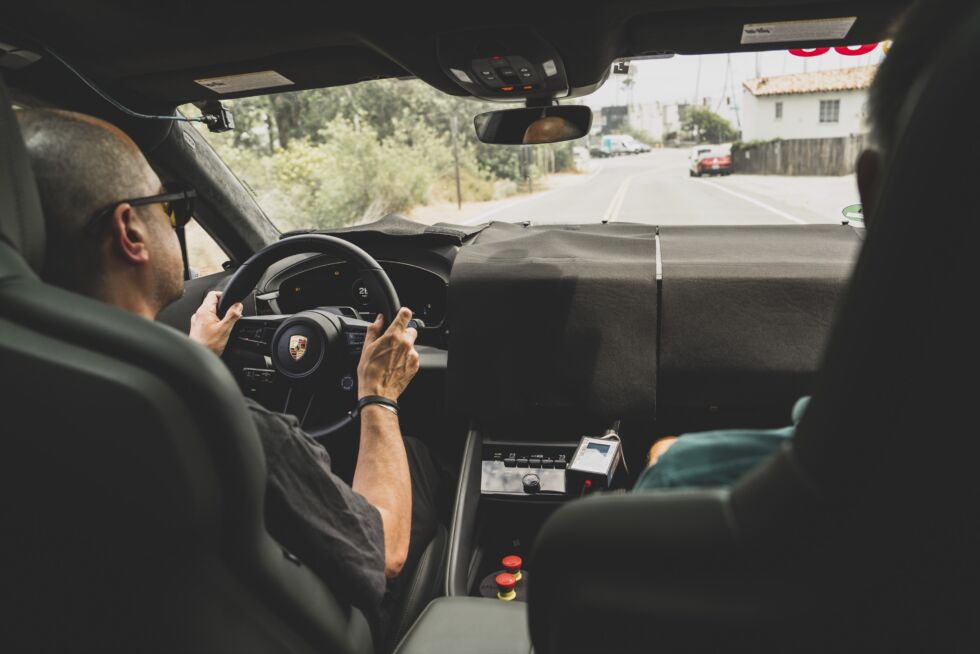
top-left (445, 422), bottom-right (628, 603)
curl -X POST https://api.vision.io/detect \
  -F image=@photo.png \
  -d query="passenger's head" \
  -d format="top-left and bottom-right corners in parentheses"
top-left (858, 0), bottom-right (978, 224)
top-left (17, 109), bottom-right (184, 317)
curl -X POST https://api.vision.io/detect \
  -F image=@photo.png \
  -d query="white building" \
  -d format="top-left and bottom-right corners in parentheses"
top-left (740, 65), bottom-right (877, 141)
top-left (625, 101), bottom-right (686, 143)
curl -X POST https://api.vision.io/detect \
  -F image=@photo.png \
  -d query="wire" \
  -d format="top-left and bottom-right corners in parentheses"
top-left (600, 423), bottom-right (629, 476)
top-left (39, 44), bottom-right (211, 126)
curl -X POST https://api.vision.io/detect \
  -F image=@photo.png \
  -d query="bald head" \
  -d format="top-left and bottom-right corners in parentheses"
top-left (16, 109), bottom-right (161, 293)
top-left (16, 109), bottom-right (184, 317)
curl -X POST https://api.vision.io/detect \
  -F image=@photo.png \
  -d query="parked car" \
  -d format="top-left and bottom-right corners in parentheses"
top-left (622, 135), bottom-right (651, 153)
top-left (689, 145), bottom-right (732, 176)
top-left (591, 134), bottom-right (634, 157)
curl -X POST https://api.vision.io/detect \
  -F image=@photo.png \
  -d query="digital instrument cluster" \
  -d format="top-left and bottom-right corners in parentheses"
top-left (275, 260), bottom-right (448, 327)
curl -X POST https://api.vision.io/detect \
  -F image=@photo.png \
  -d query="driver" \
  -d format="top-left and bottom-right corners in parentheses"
top-left (16, 108), bottom-right (443, 641)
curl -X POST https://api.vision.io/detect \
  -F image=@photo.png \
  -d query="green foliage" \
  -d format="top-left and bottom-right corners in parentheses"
top-left (188, 78), bottom-right (580, 229)
top-left (731, 137), bottom-right (782, 152)
top-left (682, 107), bottom-right (739, 144)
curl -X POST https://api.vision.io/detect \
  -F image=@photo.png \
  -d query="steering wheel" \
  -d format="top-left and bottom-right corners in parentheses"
top-left (217, 234), bottom-right (400, 439)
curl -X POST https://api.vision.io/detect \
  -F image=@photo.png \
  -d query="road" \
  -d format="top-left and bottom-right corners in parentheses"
top-left (460, 148), bottom-right (860, 226)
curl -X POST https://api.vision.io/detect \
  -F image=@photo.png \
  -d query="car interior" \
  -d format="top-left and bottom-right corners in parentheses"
top-left (2, 0), bottom-right (978, 652)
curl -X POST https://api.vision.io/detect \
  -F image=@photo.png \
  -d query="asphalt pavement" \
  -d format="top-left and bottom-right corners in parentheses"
top-left (461, 148), bottom-right (861, 226)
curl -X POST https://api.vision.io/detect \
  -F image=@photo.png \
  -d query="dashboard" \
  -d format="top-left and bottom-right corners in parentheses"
top-left (272, 259), bottom-right (448, 327)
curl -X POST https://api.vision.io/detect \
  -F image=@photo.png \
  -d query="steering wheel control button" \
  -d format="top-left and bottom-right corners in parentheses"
top-left (345, 331), bottom-right (366, 347)
top-left (522, 474), bottom-right (541, 494)
top-left (340, 374), bottom-right (355, 392)
top-left (495, 573), bottom-right (517, 601)
top-left (502, 555), bottom-right (523, 581)
top-left (243, 368), bottom-right (275, 384)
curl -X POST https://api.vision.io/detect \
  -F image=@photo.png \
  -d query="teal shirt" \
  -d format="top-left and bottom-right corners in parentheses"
top-left (634, 397), bottom-right (810, 491)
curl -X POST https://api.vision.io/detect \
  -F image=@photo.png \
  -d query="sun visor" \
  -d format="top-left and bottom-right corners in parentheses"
top-left (447, 223), bottom-right (659, 420)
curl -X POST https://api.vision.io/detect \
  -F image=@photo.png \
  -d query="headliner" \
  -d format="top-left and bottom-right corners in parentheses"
top-left (2, 1), bottom-right (909, 118)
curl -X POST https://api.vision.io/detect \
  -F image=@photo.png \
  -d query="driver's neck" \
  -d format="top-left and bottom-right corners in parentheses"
top-left (98, 279), bottom-right (160, 321)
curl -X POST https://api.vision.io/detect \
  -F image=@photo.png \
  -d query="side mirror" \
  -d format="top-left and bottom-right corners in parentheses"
top-left (474, 105), bottom-right (592, 145)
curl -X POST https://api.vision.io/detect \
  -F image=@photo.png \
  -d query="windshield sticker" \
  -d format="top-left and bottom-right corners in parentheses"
top-left (842, 204), bottom-right (864, 222)
top-left (741, 17), bottom-right (856, 45)
top-left (194, 70), bottom-right (294, 94)
top-left (789, 42), bottom-right (887, 57)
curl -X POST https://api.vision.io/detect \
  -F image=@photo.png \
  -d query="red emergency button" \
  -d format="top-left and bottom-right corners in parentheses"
top-left (495, 572), bottom-right (517, 601)
top-left (502, 555), bottom-right (523, 581)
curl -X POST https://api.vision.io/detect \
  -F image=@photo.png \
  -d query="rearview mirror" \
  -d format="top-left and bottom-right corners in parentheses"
top-left (474, 106), bottom-right (592, 145)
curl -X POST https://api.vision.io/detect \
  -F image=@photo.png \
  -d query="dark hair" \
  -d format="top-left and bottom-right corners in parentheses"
top-left (868, 0), bottom-right (979, 156)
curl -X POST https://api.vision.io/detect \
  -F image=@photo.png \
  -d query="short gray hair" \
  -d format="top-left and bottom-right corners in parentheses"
top-left (16, 109), bottom-right (157, 293)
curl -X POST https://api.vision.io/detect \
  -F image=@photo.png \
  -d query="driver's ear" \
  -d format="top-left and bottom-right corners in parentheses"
top-left (108, 203), bottom-right (151, 265)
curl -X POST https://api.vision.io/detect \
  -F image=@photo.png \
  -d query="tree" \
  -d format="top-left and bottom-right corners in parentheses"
top-left (682, 107), bottom-right (738, 143)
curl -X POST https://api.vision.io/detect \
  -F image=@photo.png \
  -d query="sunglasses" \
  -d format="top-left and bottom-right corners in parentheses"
top-left (85, 182), bottom-right (197, 234)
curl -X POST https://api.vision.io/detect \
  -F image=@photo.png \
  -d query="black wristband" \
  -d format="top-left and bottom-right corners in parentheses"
top-left (356, 395), bottom-right (399, 416)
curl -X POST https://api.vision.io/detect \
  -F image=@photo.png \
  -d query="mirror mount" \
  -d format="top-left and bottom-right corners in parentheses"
top-left (525, 98), bottom-right (560, 109)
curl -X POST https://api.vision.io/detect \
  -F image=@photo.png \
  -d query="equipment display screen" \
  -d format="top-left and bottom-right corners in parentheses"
top-left (586, 442), bottom-right (610, 454)
top-left (575, 440), bottom-right (614, 473)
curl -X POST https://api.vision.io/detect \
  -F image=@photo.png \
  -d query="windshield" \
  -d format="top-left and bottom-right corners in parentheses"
top-left (187, 45), bottom-right (886, 231)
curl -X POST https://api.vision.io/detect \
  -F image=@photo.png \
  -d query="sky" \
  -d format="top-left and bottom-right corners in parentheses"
top-left (581, 45), bottom-right (887, 126)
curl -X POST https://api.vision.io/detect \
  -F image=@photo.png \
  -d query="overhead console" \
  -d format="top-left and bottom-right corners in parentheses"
top-left (437, 27), bottom-right (576, 102)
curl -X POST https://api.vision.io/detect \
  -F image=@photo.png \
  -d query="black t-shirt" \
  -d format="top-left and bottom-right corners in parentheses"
top-left (245, 398), bottom-right (387, 624)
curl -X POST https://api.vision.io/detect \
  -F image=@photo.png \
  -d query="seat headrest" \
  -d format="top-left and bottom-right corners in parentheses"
top-left (0, 76), bottom-right (45, 273)
top-left (790, 4), bottom-right (980, 499)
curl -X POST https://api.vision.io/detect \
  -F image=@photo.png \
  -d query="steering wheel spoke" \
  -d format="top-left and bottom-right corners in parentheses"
top-left (227, 314), bottom-right (289, 353)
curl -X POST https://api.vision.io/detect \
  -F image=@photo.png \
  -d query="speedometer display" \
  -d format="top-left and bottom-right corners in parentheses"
top-left (276, 261), bottom-right (447, 326)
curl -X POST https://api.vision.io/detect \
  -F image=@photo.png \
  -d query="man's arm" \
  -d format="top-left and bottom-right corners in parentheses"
top-left (353, 308), bottom-right (419, 578)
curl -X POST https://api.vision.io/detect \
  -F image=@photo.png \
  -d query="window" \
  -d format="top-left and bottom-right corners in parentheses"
top-left (819, 99), bottom-right (840, 123)
top-left (774, 101), bottom-right (783, 120)
top-left (184, 219), bottom-right (228, 278)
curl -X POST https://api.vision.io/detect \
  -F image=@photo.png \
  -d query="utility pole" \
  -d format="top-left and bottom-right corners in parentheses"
top-left (693, 56), bottom-right (702, 105)
top-left (450, 114), bottom-right (462, 210)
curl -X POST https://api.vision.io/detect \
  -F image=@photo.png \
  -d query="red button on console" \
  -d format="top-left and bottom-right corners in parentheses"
top-left (502, 555), bottom-right (523, 581)
top-left (495, 572), bottom-right (517, 601)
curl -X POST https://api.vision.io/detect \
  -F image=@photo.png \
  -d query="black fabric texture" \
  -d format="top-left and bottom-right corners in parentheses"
top-left (447, 222), bottom-right (659, 419)
top-left (245, 398), bottom-right (388, 630)
top-left (659, 224), bottom-right (861, 408)
top-left (281, 213), bottom-right (486, 247)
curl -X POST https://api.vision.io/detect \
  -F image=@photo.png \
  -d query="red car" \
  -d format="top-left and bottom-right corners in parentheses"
top-left (689, 146), bottom-right (733, 176)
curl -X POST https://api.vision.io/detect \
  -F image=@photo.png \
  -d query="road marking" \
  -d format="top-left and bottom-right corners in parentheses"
top-left (602, 175), bottom-right (634, 222)
top-left (602, 164), bottom-right (676, 222)
top-left (461, 161), bottom-right (605, 225)
top-left (699, 180), bottom-right (807, 225)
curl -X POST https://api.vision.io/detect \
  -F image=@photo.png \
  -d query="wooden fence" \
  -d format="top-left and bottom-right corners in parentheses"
top-left (732, 135), bottom-right (866, 176)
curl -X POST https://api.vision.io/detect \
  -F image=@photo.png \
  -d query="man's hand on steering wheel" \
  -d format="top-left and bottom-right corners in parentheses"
top-left (357, 307), bottom-right (420, 401)
top-left (190, 291), bottom-right (244, 356)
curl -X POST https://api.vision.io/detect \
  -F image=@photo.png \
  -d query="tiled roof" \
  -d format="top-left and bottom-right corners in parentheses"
top-left (743, 65), bottom-right (878, 96)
